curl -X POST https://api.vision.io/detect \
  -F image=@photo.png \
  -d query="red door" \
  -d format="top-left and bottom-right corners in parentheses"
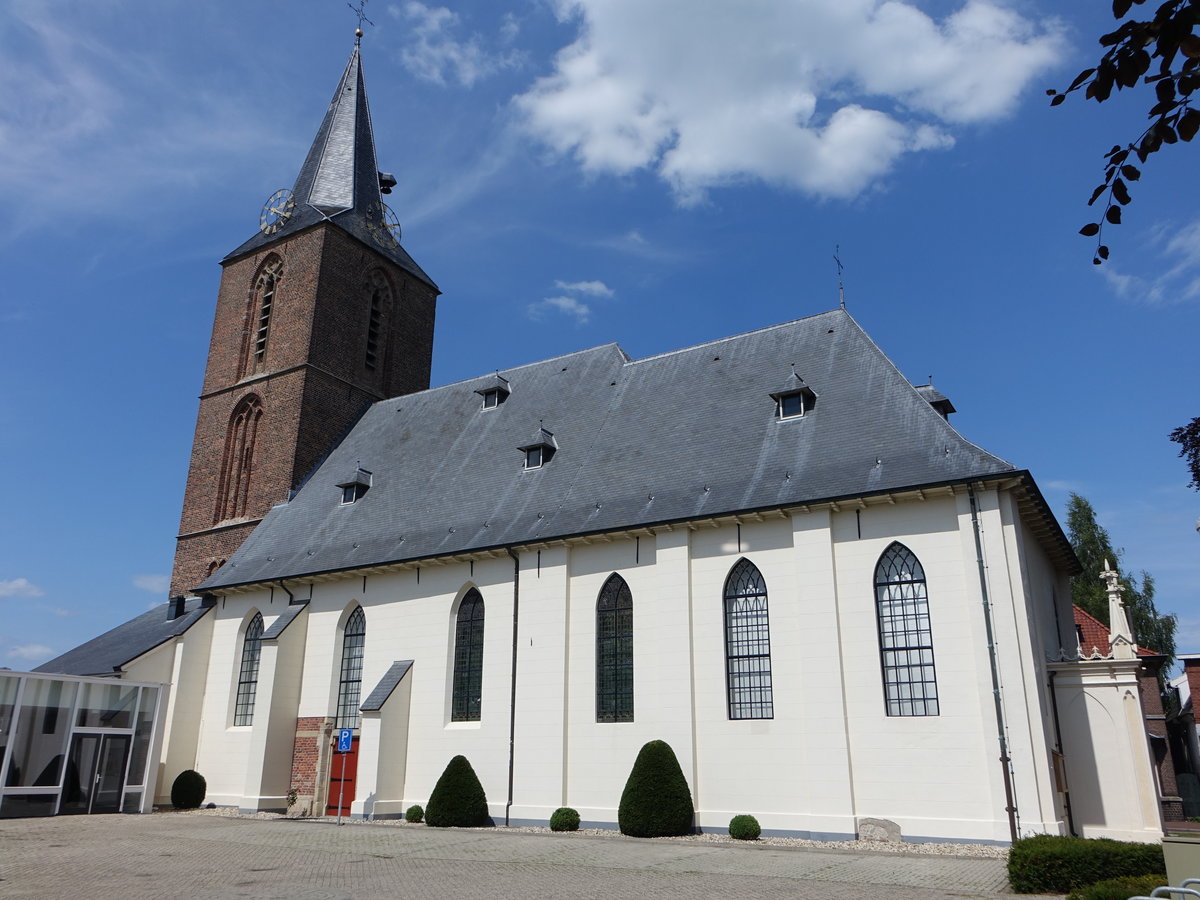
top-left (325, 736), bottom-right (359, 816)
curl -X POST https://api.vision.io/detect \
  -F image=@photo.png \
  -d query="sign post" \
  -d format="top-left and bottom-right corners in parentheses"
top-left (336, 728), bottom-right (352, 826)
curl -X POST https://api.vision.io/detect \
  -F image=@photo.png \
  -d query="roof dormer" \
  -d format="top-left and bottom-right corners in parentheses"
top-left (337, 467), bottom-right (372, 504)
top-left (475, 373), bottom-right (511, 410)
top-left (914, 383), bottom-right (955, 420)
top-left (770, 371), bottom-right (818, 420)
top-left (518, 426), bottom-right (557, 470)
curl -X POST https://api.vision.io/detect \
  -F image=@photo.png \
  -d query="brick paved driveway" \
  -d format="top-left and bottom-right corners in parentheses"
top-left (0, 813), bottom-right (1061, 899)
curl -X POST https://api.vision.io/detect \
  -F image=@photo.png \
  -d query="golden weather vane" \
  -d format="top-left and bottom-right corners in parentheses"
top-left (348, 0), bottom-right (374, 40)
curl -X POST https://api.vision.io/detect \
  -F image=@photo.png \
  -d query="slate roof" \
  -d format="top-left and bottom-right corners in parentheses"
top-left (35, 598), bottom-right (211, 677)
top-left (361, 660), bottom-right (413, 712)
top-left (223, 44), bottom-right (436, 290)
top-left (199, 308), bottom-right (1071, 592)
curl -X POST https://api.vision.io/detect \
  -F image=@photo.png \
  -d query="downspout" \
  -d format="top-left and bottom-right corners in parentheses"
top-left (968, 486), bottom-right (1020, 844)
top-left (1047, 670), bottom-right (1077, 835)
top-left (505, 548), bottom-right (521, 827)
top-left (277, 579), bottom-right (295, 605)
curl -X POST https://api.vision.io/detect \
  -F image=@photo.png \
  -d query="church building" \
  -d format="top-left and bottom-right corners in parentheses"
top-left (31, 40), bottom-right (1166, 845)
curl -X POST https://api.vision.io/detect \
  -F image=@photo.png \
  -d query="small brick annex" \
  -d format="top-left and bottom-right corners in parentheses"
top-left (170, 224), bottom-right (437, 597)
top-left (290, 716), bottom-right (335, 817)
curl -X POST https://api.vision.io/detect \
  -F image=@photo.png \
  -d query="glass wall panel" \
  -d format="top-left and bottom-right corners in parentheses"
top-left (10, 679), bottom-right (77, 788)
top-left (126, 689), bottom-right (158, 788)
top-left (0, 675), bottom-right (17, 787)
top-left (122, 791), bottom-right (143, 814)
top-left (0, 794), bottom-right (58, 818)
top-left (76, 682), bottom-right (138, 729)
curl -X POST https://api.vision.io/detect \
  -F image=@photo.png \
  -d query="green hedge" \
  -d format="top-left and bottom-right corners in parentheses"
top-left (618, 740), bottom-right (694, 838)
top-left (1008, 834), bottom-right (1165, 894)
top-left (425, 755), bottom-right (491, 828)
top-left (1065, 873), bottom-right (1167, 900)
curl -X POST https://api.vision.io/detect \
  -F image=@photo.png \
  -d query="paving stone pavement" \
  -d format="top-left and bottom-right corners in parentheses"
top-left (0, 813), bottom-right (1063, 900)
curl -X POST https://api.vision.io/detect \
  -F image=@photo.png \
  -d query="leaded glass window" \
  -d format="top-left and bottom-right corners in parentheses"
top-left (452, 590), bottom-right (485, 721)
top-left (596, 574), bottom-right (633, 722)
top-left (335, 607), bottom-right (366, 730)
top-left (724, 559), bottom-right (772, 719)
top-left (234, 613), bottom-right (263, 726)
top-left (875, 543), bottom-right (939, 716)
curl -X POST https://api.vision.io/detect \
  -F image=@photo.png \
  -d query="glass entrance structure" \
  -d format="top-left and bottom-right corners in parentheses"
top-left (0, 671), bottom-right (166, 818)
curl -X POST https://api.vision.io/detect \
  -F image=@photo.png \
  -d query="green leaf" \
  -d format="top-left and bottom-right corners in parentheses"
top-left (1156, 77), bottom-right (1176, 103)
top-left (1068, 68), bottom-right (1096, 91)
top-left (1113, 179), bottom-right (1132, 204)
top-left (1098, 245), bottom-right (1110, 260)
top-left (1089, 184), bottom-right (1109, 205)
top-left (1050, 93), bottom-right (1066, 106)
top-left (1080, 223), bottom-right (1102, 236)
top-left (1120, 164), bottom-right (1141, 181)
top-left (1112, 0), bottom-right (1133, 17)
top-left (1181, 34), bottom-right (1200, 59)
top-left (1180, 108), bottom-right (1200, 141)
top-left (1106, 205), bottom-right (1123, 225)
top-left (1159, 120), bottom-right (1179, 143)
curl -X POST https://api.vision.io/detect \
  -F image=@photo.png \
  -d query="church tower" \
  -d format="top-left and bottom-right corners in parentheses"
top-left (171, 42), bottom-right (439, 596)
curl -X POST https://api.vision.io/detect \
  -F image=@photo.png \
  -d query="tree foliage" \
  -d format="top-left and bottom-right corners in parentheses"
top-left (1169, 415), bottom-right (1200, 490)
top-left (1066, 493), bottom-right (1176, 664)
top-left (1047, 0), bottom-right (1200, 264)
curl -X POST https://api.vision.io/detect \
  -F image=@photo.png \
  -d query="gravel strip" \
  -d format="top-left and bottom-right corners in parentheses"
top-left (160, 807), bottom-right (1008, 859)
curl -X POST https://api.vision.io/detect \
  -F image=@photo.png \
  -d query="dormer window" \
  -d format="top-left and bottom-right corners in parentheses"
top-left (519, 427), bottom-right (557, 470)
top-left (337, 468), bottom-right (372, 504)
top-left (770, 372), bottom-right (817, 421)
top-left (475, 373), bottom-right (511, 410)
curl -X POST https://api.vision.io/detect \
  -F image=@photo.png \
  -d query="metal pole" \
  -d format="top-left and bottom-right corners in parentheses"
top-left (336, 749), bottom-right (346, 826)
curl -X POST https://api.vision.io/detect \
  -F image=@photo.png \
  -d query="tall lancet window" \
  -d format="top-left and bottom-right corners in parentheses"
top-left (234, 613), bottom-right (264, 726)
top-left (724, 559), bottom-right (773, 719)
top-left (596, 574), bottom-right (634, 722)
top-left (335, 606), bottom-right (366, 730)
top-left (451, 590), bottom-right (485, 721)
top-left (364, 270), bottom-right (391, 370)
top-left (875, 542), bottom-right (940, 716)
top-left (214, 394), bottom-right (263, 523)
top-left (251, 257), bottom-right (282, 368)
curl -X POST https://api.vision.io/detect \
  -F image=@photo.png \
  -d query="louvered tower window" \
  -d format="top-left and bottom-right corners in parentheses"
top-left (252, 258), bottom-right (282, 365)
top-left (234, 613), bottom-right (264, 726)
top-left (452, 590), bottom-right (485, 721)
top-left (724, 558), bottom-right (773, 719)
top-left (596, 574), bottom-right (634, 722)
top-left (335, 607), bottom-right (366, 730)
top-left (364, 271), bottom-right (390, 370)
top-left (875, 543), bottom-right (939, 716)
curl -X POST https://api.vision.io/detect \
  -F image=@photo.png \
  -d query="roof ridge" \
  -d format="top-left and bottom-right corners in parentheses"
top-left (626, 309), bottom-right (844, 366)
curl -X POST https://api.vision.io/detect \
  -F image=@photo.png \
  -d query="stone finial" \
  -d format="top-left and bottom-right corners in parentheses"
top-left (1101, 559), bottom-right (1136, 658)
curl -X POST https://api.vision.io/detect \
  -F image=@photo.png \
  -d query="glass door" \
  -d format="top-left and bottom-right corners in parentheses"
top-left (61, 733), bottom-right (129, 815)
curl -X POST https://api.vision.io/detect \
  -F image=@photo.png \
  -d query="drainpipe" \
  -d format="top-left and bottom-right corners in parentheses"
top-left (1047, 671), bottom-right (1077, 835)
top-left (277, 579), bottom-right (295, 605)
top-left (505, 548), bottom-right (521, 827)
top-left (968, 486), bottom-right (1019, 844)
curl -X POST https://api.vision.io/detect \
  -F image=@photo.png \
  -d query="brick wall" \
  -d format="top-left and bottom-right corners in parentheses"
top-left (290, 716), bottom-right (333, 816)
top-left (170, 224), bottom-right (437, 597)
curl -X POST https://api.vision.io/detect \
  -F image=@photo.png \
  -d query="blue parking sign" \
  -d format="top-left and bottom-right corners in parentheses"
top-left (337, 728), bottom-right (353, 752)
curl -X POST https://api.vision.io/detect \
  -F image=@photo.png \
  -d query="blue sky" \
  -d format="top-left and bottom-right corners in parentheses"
top-left (1, 0), bottom-right (1196, 669)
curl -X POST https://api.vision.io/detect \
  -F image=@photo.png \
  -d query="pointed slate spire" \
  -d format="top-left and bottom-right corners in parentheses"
top-left (292, 44), bottom-right (380, 216)
top-left (224, 44), bottom-right (436, 289)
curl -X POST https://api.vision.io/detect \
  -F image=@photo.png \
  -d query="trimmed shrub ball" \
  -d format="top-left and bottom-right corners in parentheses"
top-left (171, 769), bottom-right (207, 810)
top-left (618, 740), bottom-right (694, 838)
top-left (550, 807), bottom-right (581, 832)
top-left (729, 814), bottom-right (761, 841)
top-left (425, 755), bottom-right (491, 828)
top-left (405, 804), bottom-right (424, 823)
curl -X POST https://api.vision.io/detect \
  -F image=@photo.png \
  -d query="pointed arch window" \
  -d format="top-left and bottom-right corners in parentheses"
top-left (596, 574), bottom-right (634, 722)
top-left (214, 394), bottom-right (263, 523)
top-left (452, 590), bottom-right (485, 721)
top-left (234, 613), bottom-right (264, 726)
top-left (335, 606), bottom-right (366, 730)
top-left (724, 559), bottom-right (772, 719)
top-left (875, 543), bottom-right (939, 716)
top-left (364, 270), bottom-right (391, 370)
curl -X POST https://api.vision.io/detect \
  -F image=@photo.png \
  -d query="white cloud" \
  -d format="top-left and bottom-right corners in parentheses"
top-left (1099, 218), bottom-right (1200, 306)
top-left (0, 578), bottom-right (44, 598)
top-left (528, 296), bottom-right (592, 324)
top-left (8, 643), bottom-right (52, 661)
top-left (516, 0), bottom-right (1061, 202)
top-left (555, 279), bottom-right (613, 297)
top-left (132, 574), bottom-right (170, 594)
top-left (395, 2), bottom-right (523, 87)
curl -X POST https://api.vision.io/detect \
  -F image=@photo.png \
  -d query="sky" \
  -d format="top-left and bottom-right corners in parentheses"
top-left (0, 0), bottom-right (1197, 670)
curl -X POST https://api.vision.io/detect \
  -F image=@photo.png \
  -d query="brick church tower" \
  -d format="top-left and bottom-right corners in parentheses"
top-left (171, 42), bottom-right (439, 597)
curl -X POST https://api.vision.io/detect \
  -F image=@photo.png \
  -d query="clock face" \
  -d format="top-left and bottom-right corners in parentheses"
top-left (259, 189), bottom-right (296, 235)
top-left (368, 203), bottom-right (402, 248)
